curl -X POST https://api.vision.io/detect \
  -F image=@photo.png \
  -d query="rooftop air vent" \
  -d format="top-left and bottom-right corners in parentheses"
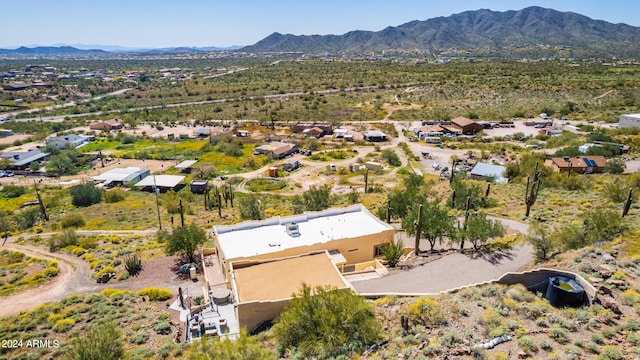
top-left (286, 223), bottom-right (301, 237)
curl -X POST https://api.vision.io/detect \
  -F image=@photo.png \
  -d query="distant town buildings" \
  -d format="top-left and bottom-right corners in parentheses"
top-left (89, 118), bottom-right (124, 131)
top-left (544, 156), bottom-right (607, 174)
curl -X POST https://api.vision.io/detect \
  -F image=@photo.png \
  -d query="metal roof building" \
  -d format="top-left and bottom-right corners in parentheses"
top-left (0, 150), bottom-right (50, 168)
top-left (134, 175), bottom-right (185, 190)
top-left (469, 162), bottom-right (509, 183)
top-left (92, 167), bottom-right (150, 185)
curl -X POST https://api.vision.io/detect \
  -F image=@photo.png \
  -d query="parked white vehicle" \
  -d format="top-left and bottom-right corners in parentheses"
top-left (432, 162), bottom-right (440, 170)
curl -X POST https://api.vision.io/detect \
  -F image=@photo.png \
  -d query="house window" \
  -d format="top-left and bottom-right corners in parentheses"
top-left (373, 244), bottom-right (386, 257)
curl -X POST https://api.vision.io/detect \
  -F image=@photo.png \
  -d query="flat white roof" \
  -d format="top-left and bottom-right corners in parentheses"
top-left (175, 160), bottom-right (198, 169)
top-left (215, 204), bottom-right (393, 260)
top-left (621, 113), bottom-right (640, 119)
top-left (92, 167), bottom-right (149, 182)
top-left (134, 175), bottom-right (184, 188)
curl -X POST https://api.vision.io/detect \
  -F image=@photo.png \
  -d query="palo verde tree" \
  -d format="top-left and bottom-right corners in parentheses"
top-left (380, 173), bottom-right (425, 221)
top-left (527, 220), bottom-right (554, 262)
top-left (238, 195), bottom-right (264, 220)
top-left (163, 223), bottom-right (207, 263)
top-left (403, 198), bottom-right (456, 252)
top-left (292, 184), bottom-right (332, 213)
top-left (459, 212), bottom-right (505, 251)
top-left (272, 284), bottom-right (381, 359)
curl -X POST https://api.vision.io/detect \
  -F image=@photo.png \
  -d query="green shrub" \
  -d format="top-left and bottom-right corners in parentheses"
top-left (519, 336), bottom-right (538, 353)
top-left (273, 284), bottom-right (380, 359)
top-left (592, 333), bottom-right (605, 345)
top-left (549, 327), bottom-right (569, 344)
top-left (96, 266), bottom-right (116, 278)
top-left (49, 230), bottom-right (79, 251)
top-left (116, 272), bottom-right (129, 281)
top-left (132, 329), bottom-right (149, 344)
top-left (2, 185), bottom-right (26, 198)
top-left (188, 329), bottom-right (275, 359)
top-left (406, 297), bottom-right (448, 328)
top-left (53, 318), bottom-right (75, 332)
top-left (136, 287), bottom-right (172, 301)
top-left (60, 213), bottom-right (85, 228)
top-left (43, 267), bottom-right (59, 277)
top-left (78, 237), bottom-right (98, 249)
top-left (70, 183), bottom-right (103, 207)
top-left (381, 149), bottom-right (401, 166)
top-left (154, 322), bottom-right (171, 334)
top-left (381, 241), bottom-right (404, 267)
top-left (103, 188), bottom-right (127, 203)
top-left (598, 345), bottom-right (625, 360)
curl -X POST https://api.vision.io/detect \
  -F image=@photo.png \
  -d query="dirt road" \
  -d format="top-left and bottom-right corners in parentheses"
top-left (0, 230), bottom-right (203, 318)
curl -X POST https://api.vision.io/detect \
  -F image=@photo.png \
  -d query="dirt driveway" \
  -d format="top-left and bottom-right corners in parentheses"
top-left (0, 231), bottom-right (204, 318)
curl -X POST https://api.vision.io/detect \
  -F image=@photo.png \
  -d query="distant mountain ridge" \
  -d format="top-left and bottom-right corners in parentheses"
top-left (242, 6), bottom-right (640, 57)
top-left (0, 44), bottom-right (242, 56)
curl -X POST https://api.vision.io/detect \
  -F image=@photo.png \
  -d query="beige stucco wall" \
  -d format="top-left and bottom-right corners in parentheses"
top-left (238, 299), bottom-right (289, 332)
top-left (219, 228), bottom-right (394, 281)
top-left (231, 252), bottom-right (351, 332)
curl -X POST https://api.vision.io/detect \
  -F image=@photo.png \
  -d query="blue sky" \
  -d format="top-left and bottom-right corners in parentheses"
top-left (2, 0), bottom-right (638, 48)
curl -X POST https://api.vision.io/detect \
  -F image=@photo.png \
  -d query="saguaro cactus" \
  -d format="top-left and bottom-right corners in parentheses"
top-left (524, 162), bottom-right (542, 218)
top-left (414, 204), bottom-right (423, 255)
top-left (622, 188), bottom-right (633, 217)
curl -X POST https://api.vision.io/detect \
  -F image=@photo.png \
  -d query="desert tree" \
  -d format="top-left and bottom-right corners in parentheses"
top-left (460, 212), bottom-right (505, 251)
top-left (272, 284), bottom-right (380, 359)
top-left (403, 198), bottom-right (456, 252)
top-left (163, 223), bottom-right (207, 263)
top-left (527, 221), bottom-right (554, 262)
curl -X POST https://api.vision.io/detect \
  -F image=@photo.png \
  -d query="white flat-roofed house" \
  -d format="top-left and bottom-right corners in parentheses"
top-left (214, 204), bottom-right (394, 280)
top-left (46, 134), bottom-right (94, 149)
top-left (619, 113), bottom-right (640, 128)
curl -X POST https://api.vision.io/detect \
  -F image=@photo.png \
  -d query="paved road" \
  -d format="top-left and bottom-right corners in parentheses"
top-left (351, 218), bottom-right (532, 295)
top-left (10, 85), bottom-right (382, 122)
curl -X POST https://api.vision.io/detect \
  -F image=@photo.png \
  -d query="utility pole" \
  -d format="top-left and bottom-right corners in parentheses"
top-left (153, 177), bottom-right (162, 230)
top-left (98, 149), bottom-right (105, 168)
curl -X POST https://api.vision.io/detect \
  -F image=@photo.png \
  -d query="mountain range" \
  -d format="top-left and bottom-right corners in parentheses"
top-left (2, 7), bottom-right (640, 58)
top-left (0, 45), bottom-right (241, 56)
top-left (242, 6), bottom-right (640, 57)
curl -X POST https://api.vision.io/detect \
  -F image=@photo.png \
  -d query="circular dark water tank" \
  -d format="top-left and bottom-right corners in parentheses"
top-left (545, 276), bottom-right (586, 307)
